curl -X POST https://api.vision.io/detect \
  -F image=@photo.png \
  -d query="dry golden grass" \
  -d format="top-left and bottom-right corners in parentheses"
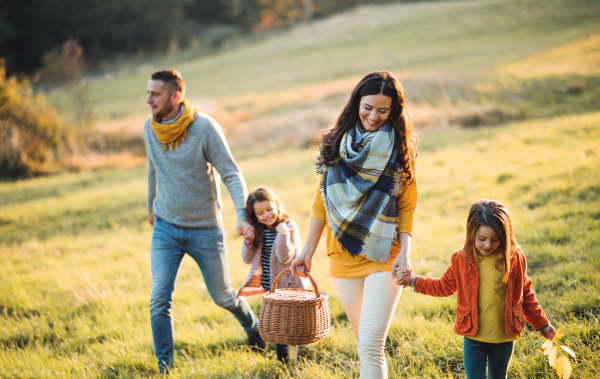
top-left (499, 33), bottom-right (600, 77)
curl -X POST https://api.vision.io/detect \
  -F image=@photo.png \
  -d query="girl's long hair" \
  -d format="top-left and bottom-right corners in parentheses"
top-left (462, 199), bottom-right (521, 298)
top-left (318, 70), bottom-right (418, 184)
top-left (246, 186), bottom-right (290, 249)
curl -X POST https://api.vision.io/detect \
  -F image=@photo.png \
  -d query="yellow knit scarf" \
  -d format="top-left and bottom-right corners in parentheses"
top-left (150, 97), bottom-right (200, 152)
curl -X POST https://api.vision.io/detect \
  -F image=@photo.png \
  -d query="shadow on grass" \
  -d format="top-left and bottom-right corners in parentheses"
top-left (0, 166), bottom-right (145, 207)
top-left (0, 195), bottom-right (147, 244)
top-left (100, 361), bottom-right (159, 379)
top-left (175, 337), bottom-right (251, 358)
top-left (0, 329), bottom-right (116, 351)
top-left (0, 331), bottom-right (63, 349)
top-left (0, 304), bottom-right (41, 319)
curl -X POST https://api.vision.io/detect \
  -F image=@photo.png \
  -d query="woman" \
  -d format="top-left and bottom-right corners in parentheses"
top-left (291, 71), bottom-right (418, 378)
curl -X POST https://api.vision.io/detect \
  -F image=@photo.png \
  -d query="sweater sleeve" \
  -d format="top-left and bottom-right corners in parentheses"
top-left (520, 256), bottom-right (550, 330)
top-left (144, 122), bottom-right (157, 211)
top-left (415, 255), bottom-right (459, 297)
top-left (241, 241), bottom-right (259, 265)
top-left (311, 183), bottom-right (327, 221)
top-left (202, 116), bottom-right (249, 221)
top-left (274, 220), bottom-right (301, 264)
top-left (147, 160), bottom-right (156, 211)
top-left (397, 151), bottom-right (417, 235)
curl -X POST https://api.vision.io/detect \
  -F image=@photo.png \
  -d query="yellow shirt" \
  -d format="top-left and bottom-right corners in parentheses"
top-left (311, 164), bottom-right (417, 279)
top-left (471, 255), bottom-right (520, 343)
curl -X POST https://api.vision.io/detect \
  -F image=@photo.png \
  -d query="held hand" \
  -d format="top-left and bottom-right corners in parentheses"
top-left (244, 225), bottom-right (255, 244)
top-left (391, 251), bottom-right (412, 287)
top-left (395, 267), bottom-right (416, 287)
top-left (148, 210), bottom-right (155, 226)
top-left (275, 223), bottom-right (288, 234)
top-left (236, 219), bottom-right (255, 239)
top-left (540, 324), bottom-right (556, 340)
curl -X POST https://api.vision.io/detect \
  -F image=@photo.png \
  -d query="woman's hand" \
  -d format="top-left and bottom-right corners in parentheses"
top-left (392, 232), bottom-right (413, 287)
top-left (290, 251), bottom-right (312, 278)
top-left (392, 253), bottom-right (413, 287)
top-left (291, 217), bottom-right (325, 277)
top-left (539, 324), bottom-right (556, 340)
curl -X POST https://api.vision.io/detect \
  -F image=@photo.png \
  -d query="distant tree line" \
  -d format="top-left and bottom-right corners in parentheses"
top-left (0, 0), bottom-right (402, 78)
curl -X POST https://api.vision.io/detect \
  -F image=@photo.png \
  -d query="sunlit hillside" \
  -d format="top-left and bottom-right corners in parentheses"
top-left (45, 0), bottom-right (600, 153)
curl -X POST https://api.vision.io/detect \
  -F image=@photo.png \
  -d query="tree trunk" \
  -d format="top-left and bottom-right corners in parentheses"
top-left (303, 0), bottom-right (313, 22)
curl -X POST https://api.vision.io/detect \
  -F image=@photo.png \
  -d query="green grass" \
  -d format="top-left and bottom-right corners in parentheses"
top-left (1, 111), bottom-right (599, 378)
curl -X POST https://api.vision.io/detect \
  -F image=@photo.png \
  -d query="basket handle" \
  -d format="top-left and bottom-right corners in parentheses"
top-left (271, 268), bottom-right (320, 299)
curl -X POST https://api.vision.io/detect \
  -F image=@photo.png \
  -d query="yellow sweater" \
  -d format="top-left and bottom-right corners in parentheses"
top-left (471, 255), bottom-right (519, 343)
top-left (311, 164), bottom-right (417, 279)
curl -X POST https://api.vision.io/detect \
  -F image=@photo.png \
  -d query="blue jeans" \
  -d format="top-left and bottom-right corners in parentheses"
top-left (150, 217), bottom-right (258, 372)
top-left (463, 337), bottom-right (515, 379)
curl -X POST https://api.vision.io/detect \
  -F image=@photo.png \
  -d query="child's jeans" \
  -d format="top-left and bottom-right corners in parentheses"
top-left (463, 337), bottom-right (515, 379)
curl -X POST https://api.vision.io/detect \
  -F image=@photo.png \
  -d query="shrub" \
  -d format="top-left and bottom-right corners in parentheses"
top-left (0, 61), bottom-right (65, 178)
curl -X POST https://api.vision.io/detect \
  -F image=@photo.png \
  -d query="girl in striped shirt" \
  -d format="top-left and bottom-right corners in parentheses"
top-left (238, 186), bottom-right (308, 362)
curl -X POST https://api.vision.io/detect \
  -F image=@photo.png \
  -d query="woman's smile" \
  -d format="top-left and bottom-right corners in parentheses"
top-left (358, 93), bottom-right (392, 132)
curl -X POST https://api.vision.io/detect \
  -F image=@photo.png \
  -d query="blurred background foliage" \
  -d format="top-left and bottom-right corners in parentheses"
top-left (0, 0), bottom-right (599, 179)
top-left (0, 0), bottom-right (404, 78)
top-left (0, 62), bottom-right (63, 177)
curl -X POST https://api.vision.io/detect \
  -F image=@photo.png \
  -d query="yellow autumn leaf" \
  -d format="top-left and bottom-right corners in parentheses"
top-left (542, 340), bottom-right (554, 355)
top-left (549, 346), bottom-right (558, 368)
top-left (552, 330), bottom-right (566, 341)
top-left (556, 354), bottom-right (564, 377)
top-left (560, 345), bottom-right (577, 362)
top-left (555, 355), bottom-right (572, 379)
top-left (562, 357), bottom-right (573, 379)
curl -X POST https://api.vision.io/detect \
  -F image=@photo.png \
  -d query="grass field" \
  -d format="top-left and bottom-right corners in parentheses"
top-left (3, 0), bottom-right (600, 377)
top-left (1, 112), bottom-right (599, 378)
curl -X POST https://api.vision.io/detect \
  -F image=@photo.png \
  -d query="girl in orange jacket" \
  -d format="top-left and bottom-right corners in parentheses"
top-left (397, 199), bottom-right (555, 379)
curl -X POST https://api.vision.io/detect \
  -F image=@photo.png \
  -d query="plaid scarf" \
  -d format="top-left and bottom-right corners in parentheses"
top-left (317, 123), bottom-right (401, 263)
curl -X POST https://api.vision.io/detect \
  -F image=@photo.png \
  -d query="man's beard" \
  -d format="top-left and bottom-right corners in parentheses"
top-left (154, 102), bottom-right (174, 120)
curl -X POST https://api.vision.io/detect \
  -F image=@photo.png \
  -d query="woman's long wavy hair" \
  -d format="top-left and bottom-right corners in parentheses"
top-left (246, 186), bottom-right (289, 249)
top-left (462, 199), bottom-right (521, 298)
top-left (318, 70), bottom-right (418, 184)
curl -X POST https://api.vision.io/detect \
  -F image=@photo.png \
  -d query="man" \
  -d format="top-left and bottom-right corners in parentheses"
top-left (143, 69), bottom-right (265, 373)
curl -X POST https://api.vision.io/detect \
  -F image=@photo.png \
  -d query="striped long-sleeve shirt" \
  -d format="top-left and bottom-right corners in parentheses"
top-left (260, 228), bottom-right (278, 290)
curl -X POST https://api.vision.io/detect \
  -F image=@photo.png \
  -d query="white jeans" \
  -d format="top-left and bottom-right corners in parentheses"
top-left (331, 271), bottom-right (403, 379)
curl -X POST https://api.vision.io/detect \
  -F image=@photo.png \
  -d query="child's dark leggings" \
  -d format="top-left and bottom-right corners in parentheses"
top-left (276, 344), bottom-right (289, 362)
top-left (463, 337), bottom-right (515, 379)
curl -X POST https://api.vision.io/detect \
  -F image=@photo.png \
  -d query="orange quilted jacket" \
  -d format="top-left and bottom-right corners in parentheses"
top-left (415, 249), bottom-right (549, 337)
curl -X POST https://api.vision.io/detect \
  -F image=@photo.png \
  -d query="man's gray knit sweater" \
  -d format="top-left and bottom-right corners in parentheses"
top-left (144, 110), bottom-right (248, 228)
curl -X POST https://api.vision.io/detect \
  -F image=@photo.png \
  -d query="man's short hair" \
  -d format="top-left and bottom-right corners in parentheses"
top-left (151, 69), bottom-right (185, 96)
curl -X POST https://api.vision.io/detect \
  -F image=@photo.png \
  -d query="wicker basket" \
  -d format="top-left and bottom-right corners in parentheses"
top-left (258, 268), bottom-right (330, 345)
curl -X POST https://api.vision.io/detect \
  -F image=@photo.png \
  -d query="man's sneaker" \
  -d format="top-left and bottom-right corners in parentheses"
top-left (247, 330), bottom-right (267, 352)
